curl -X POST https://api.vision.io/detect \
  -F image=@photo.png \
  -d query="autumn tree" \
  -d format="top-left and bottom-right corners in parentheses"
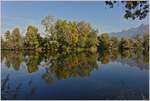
top-left (41, 16), bottom-right (56, 33)
top-left (98, 33), bottom-right (110, 50)
top-left (4, 30), bottom-right (12, 49)
top-left (2, 28), bottom-right (22, 49)
top-left (77, 21), bottom-right (90, 48)
top-left (11, 28), bottom-right (23, 49)
top-left (54, 20), bottom-right (75, 50)
top-left (53, 20), bottom-right (79, 49)
top-left (85, 30), bottom-right (98, 52)
top-left (41, 16), bottom-right (59, 50)
top-left (24, 25), bottom-right (40, 49)
top-left (41, 17), bottom-right (98, 52)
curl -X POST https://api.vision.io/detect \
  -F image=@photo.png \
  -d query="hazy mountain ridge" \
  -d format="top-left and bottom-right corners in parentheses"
top-left (110, 24), bottom-right (149, 38)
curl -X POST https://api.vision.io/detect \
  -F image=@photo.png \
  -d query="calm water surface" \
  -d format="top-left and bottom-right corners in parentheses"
top-left (1, 50), bottom-right (149, 100)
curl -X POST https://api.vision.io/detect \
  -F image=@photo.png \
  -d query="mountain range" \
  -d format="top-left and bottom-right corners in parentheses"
top-left (110, 24), bottom-right (149, 38)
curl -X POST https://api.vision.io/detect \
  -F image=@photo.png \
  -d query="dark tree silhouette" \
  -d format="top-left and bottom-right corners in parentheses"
top-left (105, 1), bottom-right (149, 20)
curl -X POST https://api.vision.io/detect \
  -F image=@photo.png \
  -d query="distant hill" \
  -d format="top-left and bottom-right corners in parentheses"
top-left (110, 24), bottom-right (149, 38)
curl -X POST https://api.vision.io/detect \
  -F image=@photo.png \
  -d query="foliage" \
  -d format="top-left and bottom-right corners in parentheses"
top-left (3, 31), bottom-right (12, 49)
top-left (143, 32), bottom-right (149, 51)
top-left (1, 16), bottom-right (149, 54)
top-left (98, 33), bottom-right (110, 50)
top-left (119, 38), bottom-right (128, 49)
top-left (26, 52), bottom-right (40, 73)
top-left (41, 16), bottom-right (56, 33)
top-left (43, 52), bottom-right (97, 81)
top-left (77, 21), bottom-right (97, 48)
top-left (24, 25), bottom-right (40, 49)
top-left (11, 28), bottom-right (23, 49)
top-left (110, 36), bottom-right (119, 49)
top-left (133, 34), bottom-right (143, 50)
top-left (1, 51), bottom-right (23, 70)
top-left (3, 28), bottom-right (22, 49)
top-left (41, 18), bottom-right (98, 52)
top-left (105, 1), bottom-right (149, 20)
top-left (1, 37), bottom-right (5, 49)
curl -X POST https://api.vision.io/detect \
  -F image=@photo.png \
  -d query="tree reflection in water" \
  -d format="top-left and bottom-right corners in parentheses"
top-left (1, 49), bottom-right (149, 79)
top-left (2, 49), bottom-right (149, 71)
top-left (43, 52), bottom-right (98, 82)
top-left (1, 49), bottom-right (149, 99)
top-left (2, 51), bottom-right (23, 71)
top-left (24, 51), bottom-right (41, 73)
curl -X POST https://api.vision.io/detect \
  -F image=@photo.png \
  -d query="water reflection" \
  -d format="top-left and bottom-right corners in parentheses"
top-left (1, 50), bottom-right (149, 77)
top-left (1, 74), bottom-right (23, 100)
top-left (1, 51), bottom-right (23, 71)
top-left (42, 53), bottom-right (98, 83)
top-left (1, 50), bottom-right (149, 100)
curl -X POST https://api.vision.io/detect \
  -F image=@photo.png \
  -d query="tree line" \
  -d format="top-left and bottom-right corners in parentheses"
top-left (97, 32), bottom-right (149, 52)
top-left (1, 16), bottom-right (98, 53)
top-left (1, 16), bottom-right (149, 53)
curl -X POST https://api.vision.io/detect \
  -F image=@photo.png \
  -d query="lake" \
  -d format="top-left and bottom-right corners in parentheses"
top-left (1, 50), bottom-right (149, 100)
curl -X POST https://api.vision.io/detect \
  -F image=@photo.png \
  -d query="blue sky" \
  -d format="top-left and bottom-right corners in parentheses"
top-left (1, 1), bottom-right (149, 35)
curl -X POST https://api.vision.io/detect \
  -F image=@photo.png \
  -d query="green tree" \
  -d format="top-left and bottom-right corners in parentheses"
top-left (24, 25), bottom-right (40, 49)
top-left (41, 16), bottom-right (98, 52)
top-left (77, 21), bottom-right (98, 52)
top-left (4, 31), bottom-right (11, 41)
top-left (54, 20), bottom-right (98, 51)
top-left (98, 33), bottom-right (110, 50)
top-left (41, 16), bottom-right (58, 50)
top-left (3, 28), bottom-right (22, 49)
top-left (67, 21), bottom-right (79, 48)
top-left (4, 30), bottom-right (12, 49)
top-left (77, 21), bottom-right (91, 48)
top-left (41, 15), bottom-right (56, 33)
top-left (11, 28), bottom-right (23, 49)
top-left (54, 20), bottom-right (78, 49)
